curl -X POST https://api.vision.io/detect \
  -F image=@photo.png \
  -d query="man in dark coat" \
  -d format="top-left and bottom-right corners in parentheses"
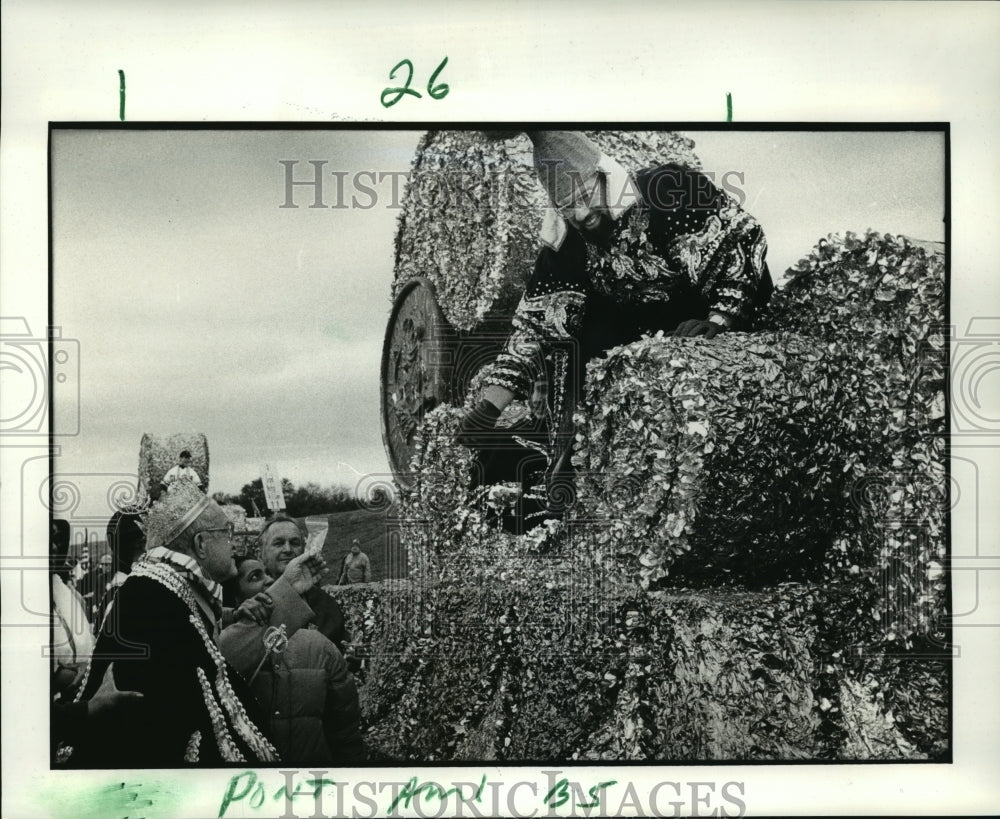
top-left (65, 485), bottom-right (277, 767)
top-left (95, 510), bottom-right (146, 628)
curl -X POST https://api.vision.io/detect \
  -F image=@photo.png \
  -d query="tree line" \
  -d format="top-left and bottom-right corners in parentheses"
top-left (212, 478), bottom-right (362, 518)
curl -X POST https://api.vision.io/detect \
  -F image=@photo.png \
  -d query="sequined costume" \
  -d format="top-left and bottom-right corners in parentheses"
top-left (64, 549), bottom-right (277, 766)
top-left (487, 164), bottom-right (773, 399)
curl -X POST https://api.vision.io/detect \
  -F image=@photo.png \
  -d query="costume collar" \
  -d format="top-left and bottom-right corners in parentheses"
top-left (143, 545), bottom-right (223, 620)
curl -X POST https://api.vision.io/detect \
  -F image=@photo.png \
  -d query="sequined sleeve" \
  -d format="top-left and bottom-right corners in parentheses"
top-left (638, 165), bottom-right (773, 328)
top-left (486, 230), bottom-right (589, 398)
top-left (661, 168), bottom-right (771, 326)
top-left (704, 207), bottom-right (771, 326)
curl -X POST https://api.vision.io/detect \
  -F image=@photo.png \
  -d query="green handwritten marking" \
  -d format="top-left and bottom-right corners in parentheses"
top-left (220, 771), bottom-right (262, 817)
top-left (580, 780), bottom-right (618, 809)
top-left (380, 57), bottom-right (449, 107)
top-left (381, 59), bottom-right (421, 108)
top-left (726, 92), bottom-right (732, 122)
top-left (274, 777), bottom-right (338, 802)
top-left (221, 772), bottom-right (340, 817)
top-left (43, 780), bottom-right (181, 819)
top-left (387, 774), bottom-right (486, 813)
top-left (427, 56), bottom-right (449, 100)
top-left (119, 69), bottom-right (126, 121)
top-left (544, 778), bottom-right (571, 808)
top-left (543, 778), bottom-right (617, 810)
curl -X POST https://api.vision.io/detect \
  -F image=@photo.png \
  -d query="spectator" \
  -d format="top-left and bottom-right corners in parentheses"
top-left (67, 484), bottom-right (277, 766)
top-left (96, 511), bottom-right (146, 629)
top-left (50, 519), bottom-right (73, 584)
top-left (220, 557), bottom-right (366, 764)
top-left (338, 540), bottom-right (371, 584)
top-left (93, 553), bottom-right (113, 600)
top-left (243, 515), bottom-right (348, 648)
top-left (97, 552), bottom-right (114, 586)
top-left (162, 449), bottom-right (203, 493)
top-left (75, 550), bottom-right (102, 618)
top-left (51, 519), bottom-right (94, 700)
top-left (71, 547), bottom-right (91, 586)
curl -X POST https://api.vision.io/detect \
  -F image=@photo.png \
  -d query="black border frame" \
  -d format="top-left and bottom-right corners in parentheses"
top-left (47, 121), bottom-right (952, 769)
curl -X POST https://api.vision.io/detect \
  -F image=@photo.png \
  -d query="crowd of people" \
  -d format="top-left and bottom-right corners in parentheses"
top-left (51, 467), bottom-right (373, 767)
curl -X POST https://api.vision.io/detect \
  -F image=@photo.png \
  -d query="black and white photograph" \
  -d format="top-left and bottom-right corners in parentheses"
top-left (2, 3), bottom-right (999, 818)
top-left (44, 126), bottom-right (948, 769)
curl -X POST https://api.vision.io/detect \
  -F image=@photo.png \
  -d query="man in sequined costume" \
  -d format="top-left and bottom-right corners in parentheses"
top-left (458, 131), bottom-right (773, 507)
top-left (65, 485), bottom-right (277, 766)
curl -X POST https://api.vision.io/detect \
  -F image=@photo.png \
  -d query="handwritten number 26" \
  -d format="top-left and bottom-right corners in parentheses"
top-left (381, 57), bottom-right (449, 108)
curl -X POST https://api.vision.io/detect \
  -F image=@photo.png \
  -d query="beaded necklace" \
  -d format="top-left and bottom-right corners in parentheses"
top-left (70, 560), bottom-right (278, 764)
top-left (131, 561), bottom-right (278, 762)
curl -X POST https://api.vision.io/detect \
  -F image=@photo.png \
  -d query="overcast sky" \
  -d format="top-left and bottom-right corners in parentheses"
top-left (51, 129), bottom-right (944, 518)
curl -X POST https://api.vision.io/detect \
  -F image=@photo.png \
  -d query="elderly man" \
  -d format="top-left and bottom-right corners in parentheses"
top-left (237, 515), bottom-right (348, 648)
top-left (459, 131), bottom-right (774, 501)
top-left (65, 484), bottom-right (277, 766)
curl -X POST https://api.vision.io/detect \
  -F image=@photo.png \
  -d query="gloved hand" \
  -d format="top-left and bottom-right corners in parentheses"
top-left (671, 319), bottom-right (725, 339)
top-left (456, 399), bottom-right (503, 448)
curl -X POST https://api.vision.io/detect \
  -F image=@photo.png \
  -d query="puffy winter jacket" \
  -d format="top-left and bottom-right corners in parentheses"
top-left (219, 575), bottom-right (365, 765)
top-left (247, 628), bottom-right (364, 764)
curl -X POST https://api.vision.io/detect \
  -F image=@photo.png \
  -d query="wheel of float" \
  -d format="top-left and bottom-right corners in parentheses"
top-left (380, 277), bottom-right (456, 488)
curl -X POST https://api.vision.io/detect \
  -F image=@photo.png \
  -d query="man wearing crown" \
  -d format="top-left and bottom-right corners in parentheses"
top-left (65, 484), bottom-right (278, 766)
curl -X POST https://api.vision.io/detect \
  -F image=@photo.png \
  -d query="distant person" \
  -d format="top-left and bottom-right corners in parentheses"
top-left (162, 449), bottom-right (203, 493)
top-left (50, 519), bottom-right (73, 586)
top-left (338, 540), bottom-right (371, 585)
top-left (89, 553), bottom-right (114, 620)
top-left (97, 552), bottom-right (115, 591)
top-left (71, 547), bottom-right (91, 586)
top-left (68, 484), bottom-right (277, 766)
top-left (220, 557), bottom-right (365, 764)
top-left (75, 550), bottom-right (102, 616)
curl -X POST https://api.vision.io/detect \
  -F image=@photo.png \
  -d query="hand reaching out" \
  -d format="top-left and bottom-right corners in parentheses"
top-left (284, 551), bottom-right (328, 595)
top-left (87, 663), bottom-right (143, 717)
